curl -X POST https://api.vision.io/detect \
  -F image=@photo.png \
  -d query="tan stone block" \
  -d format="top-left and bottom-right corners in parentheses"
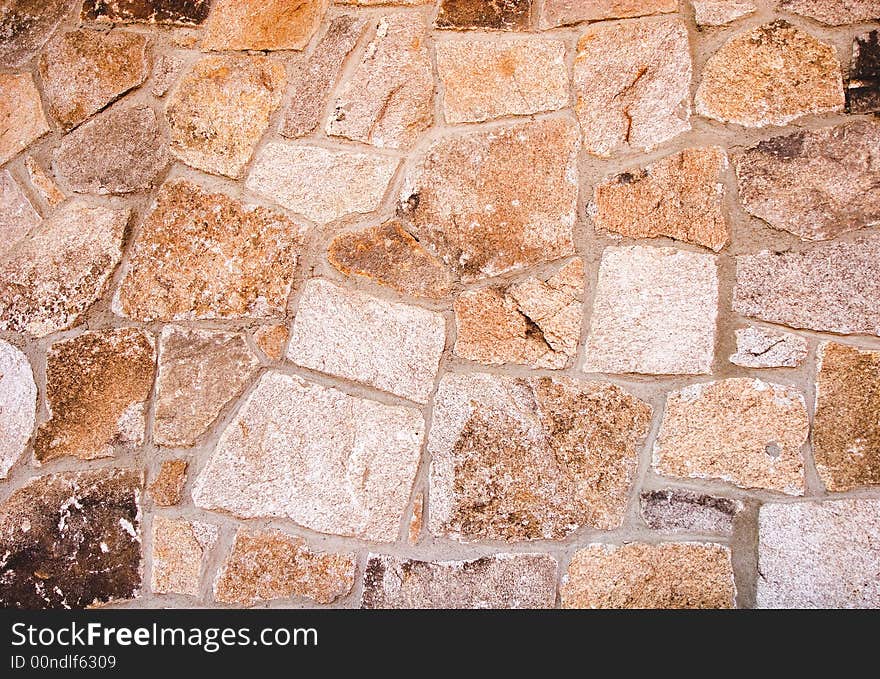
top-left (729, 326), bottom-right (807, 369)
top-left (0, 73), bottom-right (49, 165)
top-left (202, 0), bottom-right (328, 52)
top-left (148, 459), bottom-right (188, 506)
top-left (779, 0), bottom-right (879, 25)
top-left (653, 378), bottom-right (808, 495)
top-left (0, 0), bottom-right (73, 67)
top-left (0, 170), bottom-right (40, 248)
top-left (253, 325), bottom-right (289, 361)
top-left (693, 0), bottom-right (755, 26)
top-left (151, 517), bottom-right (217, 597)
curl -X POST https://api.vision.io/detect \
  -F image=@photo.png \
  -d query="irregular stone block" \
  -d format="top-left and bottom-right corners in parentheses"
top-left (779, 0), bottom-right (879, 25)
top-left (54, 105), bottom-right (168, 195)
top-left (429, 373), bottom-right (653, 540)
top-left (813, 342), bottom-right (880, 492)
top-left (329, 220), bottom-right (454, 299)
top-left (327, 13), bottom-right (433, 150)
top-left (0, 170), bottom-right (40, 247)
top-left (733, 237), bottom-right (880, 336)
top-left (0, 72), bottom-right (49, 165)
top-left (253, 324), bottom-right (288, 361)
top-left (151, 53), bottom-right (182, 97)
top-left (454, 258), bottom-right (584, 369)
top-left (695, 21), bottom-right (844, 127)
top-left (154, 327), bottom-right (259, 447)
top-left (591, 147), bottom-right (728, 251)
top-left (34, 328), bottom-right (156, 463)
top-left (848, 30), bottom-right (880, 114)
top-left (82, 0), bottom-right (212, 25)
top-left (758, 499), bottom-right (880, 608)
top-left (247, 142), bottom-right (399, 225)
top-left (640, 490), bottom-right (742, 535)
top-left (399, 117), bottom-right (578, 282)
top-left (279, 14), bottom-right (367, 138)
top-left (0, 339), bottom-right (36, 479)
top-left (362, 554), bottom-right (558, 609)
top-left (436, 37), bottom-right (568, 124)
top-left (39, 29), bottom-right (150, 131)
top-left (653, 378), bottom-right (808, 495)
top-left (561, 543), bottom-right (736, 609)
top-left (693, 0), bottom-right (755, 26)
top-left (729, 326), bottom-right (807, 368)
top-left (0, 203), bottom-right (127, 337)
top-left (166, 55), bottom-right (286, 178)
top-left (151, 516), bottom-right (217, 597)
top-left (0, 0), bottom-right (74, 67)
top-left (435, 0), bottom-right (532, 30)
top-left (541, 0), bottom-right (675, 28)
top-left (214, 529), bottom-right (356, 606)
top-left (287, 279), bottom-right (445, 403)
top-left (24, 157), bottom-right (65, 207)
top-left (202, 0), bottom-right (328, 52)
top-left (582, 246), bottom-right (718, 375)
top-left (0, 469), bottom-right (142, 609)
top-left (193, 372), bottom-right (424, 542)
top-left (573, 17), bottom-right (692, 157)
top-left (116, 179), bottom-right (305, 322)
top-left (148, 459), bottom-right (188, 506)
top-left (735, 121), bottom-right (880, 241)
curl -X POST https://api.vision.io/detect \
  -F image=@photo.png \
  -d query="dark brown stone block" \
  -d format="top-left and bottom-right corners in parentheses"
top-left (0, 0), bottom-right (74, 67)
top-left (435, 0), bottom-right (532, 30)
top-left (0, 469), bottom-right (142, 609)
top-left (82, 0), bottom-right (212, 26)
top-left (848, 30), bottom-right (880, 114)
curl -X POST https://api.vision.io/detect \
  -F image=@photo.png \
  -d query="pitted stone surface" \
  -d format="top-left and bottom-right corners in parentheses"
top-left (0, 170), bottom-right (40, 247)
top-left (541, 0), bottom-right (675, 28)
top-left (151, 516), bottom-right (217, 597)
top-left (640, 490), bottom-right (743, 535)
top-left (82, 0), bottom-right (212, 25)
top-left (729, 326), bottom-right (807, 368)
top-left (0, 73), bottom-right (49, 166)
top-left (0, 0), bottom-right (74, 67)
top-left (0, 339), bottom-right (36, 479)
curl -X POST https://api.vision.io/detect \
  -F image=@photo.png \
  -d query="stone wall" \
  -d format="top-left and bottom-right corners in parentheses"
top-left (1, 0), bottom-right (879, 609)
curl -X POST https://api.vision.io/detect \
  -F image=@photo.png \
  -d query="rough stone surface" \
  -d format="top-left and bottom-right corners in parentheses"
top-left (848, 30), bottom-right (880, 114)
top-left (541, 0), bottom-right (675, 27)
top-left (25, 157), bottom-right (65, 207)
top-left (561, 543), bottom-right (736, 609)
top-left (329, 221), bottom-right (454, 300)
top-left (148, 459), bottom-right (187, 506)
top-left (779, 0), bottom-right (879, 25)
top-left (436, 38), bottom-right (568, 124)
top-left (55, 105), bottom-right (168, 195)
top-left (653, 378), bottom-right (808, 495)
top-left (582, 246), bottom-right (718, 375)
top-left (0, 340), bottom-right (36, 479)
top-left (695, 21), bottom-right (844, 127)
top-left (362, 554), bottom-right (558, 609)
top-left (247, 142), bottom-right (399, 225)
top-left (150, 53), bottom-right (182, 97)
top-left (813, 342), bottom-right (880, 492)
top-left (82, 0), bottom-right (212, 25)
top-left (253, 324), bottom-right (288, 361)
top-left (151, 516), bottom-right (217, 597)
top-left (429, 373), bottom-right (653, 540)
top-left (399, 117), bottom-right (578, 282)
top-left (0, 170), bottom-right (40, 247)
top-left (279, 14), bottom-right (367, 139)
top-left (735, 121), bottom-right (880, 241)
top-left (327, 14), bottom-right (432, 149)
top-left (214, 529), bottom-right (356, 606)
top-left (0, 0), bottom-right (73, 67)
top-left (202, 0), bottom-right (328, 52)
top-left (729, 326), bottom-right (807, 368)
top-left (693, 0), bottom-right (755, 25)
top-left (39, 29), bottom-right (150, 131)
top-left (454, 258), bottom-right (584, 369)
top-left (408, 492), bottom-right (423, 545)
top-left (435, 0), bottom-right (532, 30)
top-left (154, 327), bottom-right (259, 447)
top-left (117, 179), bottom-right (304, 322)
top-left (287, 279), bottom-right (445, 403)
top-left (193, 372), bottom-right (424, 542)
top-left (591, 147), bottom-right (728, 251)
top-left (34, 329), bottom-right (156, 463)
top-left (0, 203), bottom-right (127, 337)
top-left (640, 490), bottom-right (742, 535)
top-left (166, 56), bottom-right (286, 178)
top-left (0, 73), bottom-right (49, 165)
top-left (573, 18), bottom-right (692, 157)
top-left (758, 499), bottom-right (880, 608)
top-left (0, 469), bottom-right (141, 609)
top-left (733, 237), bottom-right (880, 336)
